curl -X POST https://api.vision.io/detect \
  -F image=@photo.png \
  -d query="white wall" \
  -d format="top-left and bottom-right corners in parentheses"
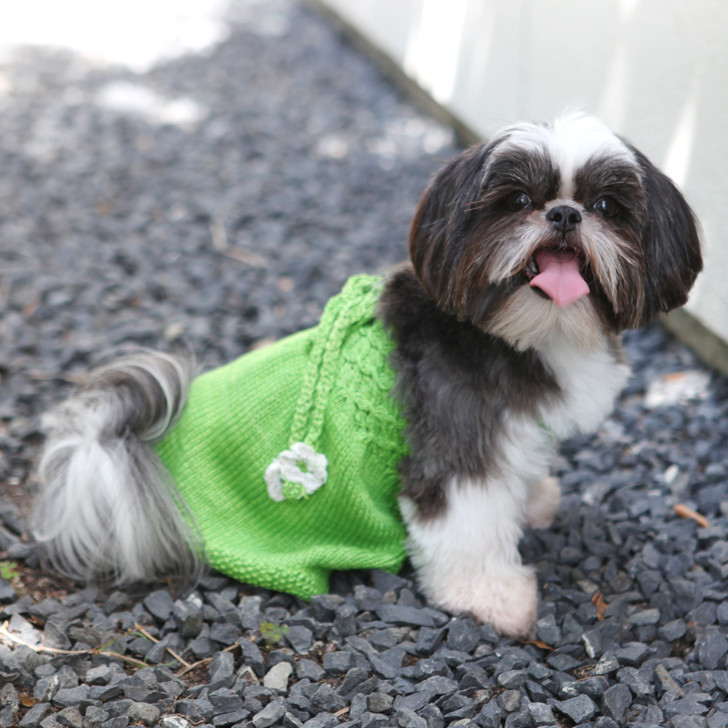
top-left (319, 0), bottom-right (728, 366)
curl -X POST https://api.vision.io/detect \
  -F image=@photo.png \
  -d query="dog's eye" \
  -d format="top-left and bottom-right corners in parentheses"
top-left (508, 191), bottom-right (532, 211)
top-left (593, 196), bottom-right (619, 218)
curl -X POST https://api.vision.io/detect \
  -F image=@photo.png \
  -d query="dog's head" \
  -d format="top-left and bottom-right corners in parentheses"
top-left (409, 114), bottom-right (702, 350)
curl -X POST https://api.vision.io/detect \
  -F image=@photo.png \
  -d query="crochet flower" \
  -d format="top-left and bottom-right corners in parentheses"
top-left (265, 442), bottom-right (328, 502)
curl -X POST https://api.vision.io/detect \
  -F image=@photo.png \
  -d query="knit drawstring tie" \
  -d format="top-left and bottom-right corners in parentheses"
top-left (264, 276), bottom-right (384, 502)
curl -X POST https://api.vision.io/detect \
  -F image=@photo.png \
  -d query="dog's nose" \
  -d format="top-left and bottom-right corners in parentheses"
top-left (546, 205), bottom-right (582, 232)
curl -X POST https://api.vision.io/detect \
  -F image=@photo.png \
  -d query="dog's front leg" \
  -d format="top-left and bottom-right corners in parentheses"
top-left (400, 477), bottom-right (537, 639)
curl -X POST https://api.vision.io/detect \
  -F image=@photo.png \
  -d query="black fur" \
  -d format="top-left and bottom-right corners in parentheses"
top-left (628, 146), bottom-right (702, 323)
top-left (378, 266), bottom-right (561, 518)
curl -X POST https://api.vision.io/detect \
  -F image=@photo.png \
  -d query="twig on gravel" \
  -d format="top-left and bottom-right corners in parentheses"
top-left (674, 503), bottom-right (710, 528)
top-left (0, 620), bottom-right (150, 669)
top-left (133, 621), bottom-right (193, 671)
top-left (175, 643), bottom-right (238, 677)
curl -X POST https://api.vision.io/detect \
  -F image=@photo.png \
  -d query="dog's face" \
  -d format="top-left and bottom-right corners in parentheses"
top-left (409, 114), bottom-right (702, 350)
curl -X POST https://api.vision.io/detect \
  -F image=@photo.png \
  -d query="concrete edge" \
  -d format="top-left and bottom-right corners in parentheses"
top-left (662, 309), bottom-right (728, 377)
top-left (307, 0), bottom-right (728, 378)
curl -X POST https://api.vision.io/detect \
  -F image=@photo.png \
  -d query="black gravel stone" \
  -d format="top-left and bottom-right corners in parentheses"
top-left (175, 699), bottom-right (215, 722)
top-left (696, 628), bottom-right (728, 669)
top-left (375, 605), bottom-right (436, 628)
top-left (554, 694), bottom-right (598, 723)
top-left (252, 700), bottom-right (287, 728)
top-left (474, 701), bottom-right (503, 728)
top-left (446, 617), bottom-right (479, 653)
top-left (142, 590), bottom-right (174, 622)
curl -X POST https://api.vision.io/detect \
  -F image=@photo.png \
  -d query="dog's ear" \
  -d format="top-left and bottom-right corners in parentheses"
top-left (409, 143), bottom-right (492, 311)
top-left (631, 147), bottom-right (702, 324)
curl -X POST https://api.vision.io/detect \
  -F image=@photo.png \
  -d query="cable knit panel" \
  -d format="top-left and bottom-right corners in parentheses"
top-left (155, 276), bottom-right (408, 598)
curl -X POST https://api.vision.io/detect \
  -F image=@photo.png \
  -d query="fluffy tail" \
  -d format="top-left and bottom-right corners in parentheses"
top-left (32, 351), bottom-right (203, 584)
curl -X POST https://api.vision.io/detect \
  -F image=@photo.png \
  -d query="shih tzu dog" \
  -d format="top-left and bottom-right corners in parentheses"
top-left (32, 114), bottom-right (701, 639)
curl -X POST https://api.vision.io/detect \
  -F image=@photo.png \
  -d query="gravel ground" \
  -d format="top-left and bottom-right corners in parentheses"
top-left (1, 1), bottom-right (728, 727)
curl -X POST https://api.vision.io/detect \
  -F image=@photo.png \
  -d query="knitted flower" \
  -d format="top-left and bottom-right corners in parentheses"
top-left (265, 442), bottom-right (328, 502)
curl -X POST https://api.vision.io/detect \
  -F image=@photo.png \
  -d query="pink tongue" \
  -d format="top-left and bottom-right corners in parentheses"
top-left (529, 250), bottom-right (590, 307)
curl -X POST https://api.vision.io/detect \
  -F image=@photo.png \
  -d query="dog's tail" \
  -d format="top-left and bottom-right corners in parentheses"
top-left (31, 351), bottom-right (203, 585)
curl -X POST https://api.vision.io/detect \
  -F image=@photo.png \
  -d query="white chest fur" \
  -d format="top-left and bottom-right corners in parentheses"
top-left (536, 334), bottom-right (630, 440)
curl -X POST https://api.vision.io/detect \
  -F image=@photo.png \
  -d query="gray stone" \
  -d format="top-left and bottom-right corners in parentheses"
top-left (664, 698), bottom-right (710, 717)
top-left (337, 666), bottom-right (371, 696)
top-left (240, 638), bottom-right (266, 677)
top-left (555, 694), bottom-right (597, 723)
top-left (446, 617), bottom-right (479, 653)
top-left (303, 713), bottom-right (341, 728)
top-left (334, 602), bottom-right (358, 637)
top-left (396, 708), bottom-right (427, 728)
top-left (173, 594), bottom-right (204, 638)
top-left (209, 687), bottom-right (244, 714)
top-left (83, 706), bottom-right (108, 727)
top-left (499, 691), bottom-right (522, 713)
top-left (56, 706), bottom-right (83, 728)
top-left (628, 608), bottom-right (661, 626)
top-left (376, 604), bottom-right (436, 628)
top-left (309, 683), bottom-right (347, 713)
top-left (0, 579), bottom-right (16, 604)
top-left (19, 703), bottom-right (52, 728)
top-left (359, 712), bottom-right (389, 728)
top-left (213, 710), bottom-right (252, 727)
top-left (535, 614), bottom-right (562, 646)
top-left (209, 621), bottom-right (240, 645)
top-left (297, 659), bottom-right (325, 682)
top-left (418, 704), bottom-right (444, 728)
top-left (98, 717), bottom-right (129, 728)
top-left (160, 718), bottom-right (191, 728)
top-left (126, 703), bottom-right (160, 726)
top-left (264, 660), bottom-right (293, 692)
top-left (51, 686), bottom-right (91, 709)
top-left (415, 676), bottom-right (459, 696)
top-left (394, 694), bottom-right (434, 714)
top-left (475, 701), bottom-right (503, 728)
top-left (367, 693), bottom-right (394, 714)
top-left (252, 700), bottom-right (287, 728)
top-left (696, 628), bottom-right (728, 669)
top-left (592, 654), bottom-right (621, 675)
top-left (209, 650), bottom-right (235, 684)
top-left (659, 620), bottom-right (688, 642)
top-left (175, 699), bottom-right (214, 723)
top-left (323, 650), bottom-right (357, 674)
top-left (286, 625), bottom-right (314, 654)
top-left (526, 702), bottom-right (556, 726)
top-left (617, 666), bottom-right (653, 696)
top-left (143, 589), bottom-right (174, 622)
top-left (496, 670), bottom-right (527, 689)
top-left (207, 592), bottom-right (240, 625)
top-left (655, 664), bottom-right (685, 697)
top-left (615, 641), bottom-right (651, 666)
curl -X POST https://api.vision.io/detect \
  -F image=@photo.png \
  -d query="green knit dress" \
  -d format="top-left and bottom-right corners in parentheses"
top-left (155, 275), bottom-right (409, 599)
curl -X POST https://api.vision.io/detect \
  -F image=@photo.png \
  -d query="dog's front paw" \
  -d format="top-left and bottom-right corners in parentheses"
top-left (526, 476), bottom-right (561, 529)
top-left (431, 567), bottom-right (538, 640)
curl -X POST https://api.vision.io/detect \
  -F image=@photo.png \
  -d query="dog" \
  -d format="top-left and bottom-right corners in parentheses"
top-left (32, 113), bottom-right (702, 638)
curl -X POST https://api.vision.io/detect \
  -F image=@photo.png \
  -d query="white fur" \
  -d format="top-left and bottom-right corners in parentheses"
top-left (32, 353), bottom-right (202, 584)
top-left (536, 333), bottom-right (630, 438)
top-left (495, 113), bottom-right (637, 198)
top-left (402, 329), bottom-right (628, 638)
top-left (401, 413), bottom-right (553, 638)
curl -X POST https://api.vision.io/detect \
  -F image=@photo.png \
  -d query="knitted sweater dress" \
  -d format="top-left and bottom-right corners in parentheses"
top-left (155, 275), bottom-right (409, 599)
